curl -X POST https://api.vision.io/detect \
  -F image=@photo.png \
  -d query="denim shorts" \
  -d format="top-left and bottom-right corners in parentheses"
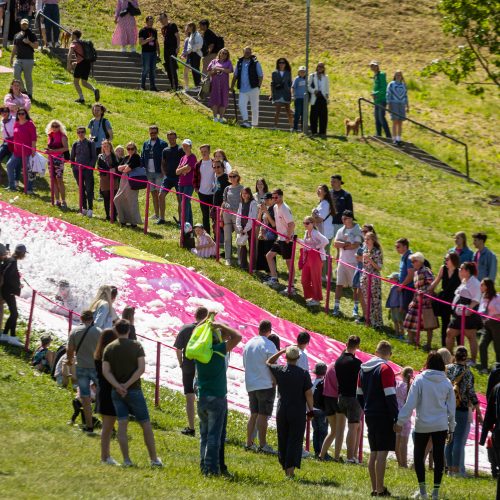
top-left (111, 388), bottom-right (150, 422)
top-left (147, 172), bottom-right (164, 191)
top-left (76, 366), bottom-right (99, 398)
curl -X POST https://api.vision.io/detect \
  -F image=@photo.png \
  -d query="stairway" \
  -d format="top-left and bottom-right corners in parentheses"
top-left (370, 136), bottom-right (477, 183)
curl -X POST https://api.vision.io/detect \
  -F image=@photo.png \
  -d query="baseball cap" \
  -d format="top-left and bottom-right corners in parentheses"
top-left (193, 223), bottom-right (204, 229)
top-left (15, 243), bottom-right (28, 253)
top-left (182, 139), bottom-right (192, 146)
top-left (264, 193), bottom-right (273, 200)
top-left (369, 60), bottom-right (379, 66)
top-left (331, 174), bottom-right (344, 184)
top-left (20, 18), bottom-right (30, 25)
top-left (285, 345), bottom-right (301, 360)
top-left (298, 65), bottom-right (306, 72)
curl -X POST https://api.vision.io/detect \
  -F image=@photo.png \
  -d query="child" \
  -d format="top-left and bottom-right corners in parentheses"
top-left (386, 271), bottom-right (404, 337)
top-left (296, 331), bottom-right (310, 372)
top-left (291, 66), bottom-right (307, 131)
top-left (31, 335), bottom-right (55, 372)
top-left (70, 383), bottom-right (100, 428)
top-left (312, 362), bottom-right (328, 457)
top-left (191, 223), bottom-right (216, 258)
top-left (395, 366), bottom-right (414, 468)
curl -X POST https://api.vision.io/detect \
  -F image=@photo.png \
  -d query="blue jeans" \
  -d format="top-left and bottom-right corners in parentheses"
top-left (6, 154), bottom-right (32, 191)
top-left (374, 101), bottom-right (391, 137)
top-left (445, 409), bottom-right (470, 468)
top-left (178, 184), bottom-right (194, 226)
top-left (141, 52), bottom-right (157, 89)
top-left (0, 143), bottom-right (12, 166)
top-left (312, 409), bottom-right (328, 455)
top-left (198, 395), bottom-right (227, 475)
top-left (293, 98), bottom-right (304, 130)
top-left (43, 4), bottom-right (60, 44)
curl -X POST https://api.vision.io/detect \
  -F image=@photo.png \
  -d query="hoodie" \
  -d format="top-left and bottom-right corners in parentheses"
top-left (397, 370), bottom-right (456, 434)
top-left (357, 357), bottom-right (398, 420)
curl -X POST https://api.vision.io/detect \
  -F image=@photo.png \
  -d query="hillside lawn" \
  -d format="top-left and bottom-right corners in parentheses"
top-left (0, 47), bottom-right (498, 393)
top-left (0, 346), bottom-right (496, 499)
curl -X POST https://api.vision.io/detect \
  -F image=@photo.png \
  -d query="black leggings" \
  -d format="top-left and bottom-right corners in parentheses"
top-left (414, 430), bottom-right (447, 486)
top-left (2, 293), bottom-right (18, 337)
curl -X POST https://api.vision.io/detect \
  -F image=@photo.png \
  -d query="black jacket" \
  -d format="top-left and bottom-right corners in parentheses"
top-left (1, 257), bottom-right (21, 297)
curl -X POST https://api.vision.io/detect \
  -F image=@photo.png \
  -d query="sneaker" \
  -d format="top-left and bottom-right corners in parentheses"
top-left (151, 458), bottom-right (163, 467)
top-left (332, 457), bottom-right (344, 463)
top-left (81, 209), bottom-right (87, 216)
top-left (150, 214), bottom-right (159, 220)
top-left (240, 121), bottom-right (252, 128)
top-left (101, 457), bottom-right (119, 465)
top-left (306, 299), bottom-right (320, 307)
top-left (61, 201), bottom-right (68, 209)
top-left (86, 209), bottom-right (93, 218)
top-left (219, 117), bottom-right (227, 124)
top-left (301, 449), bottom-right (311, 459)
top-left (82, 427), bottom-right (96, 436)
top-left (180, 427), bottom-right (195, 436)
top-left (280, 287), bottom-right (297, 296)
top-left (346, 458), bottom-right (359, 465)
top-left (355, 316), bottom-right (365, 325)
top-left (94, 88), bottom-right (100, 102)
top-left (352, 305), bottom-right (359, 318)
top-left (7, 336), bottom-right (24, 347)
top-left (121, 459), bottom-right (134, 467)
top-left (56, 200), bottom-right (62, 207)
top-left (74, 97), bottom-right (85, 104)
top-left (413, 492), bottom-right (428, 499)
top-left (0, 333), bottom-right (11, 343)
top-left (55, 41), bottom-right (61, 48)
top-left (377, 487), bottom-right (391, 497)
top-left (156, 218), bottom-right (166, 225)
top-left (318, 454), bottom-right (333, 462)
top-left (224, 259), bottom-right (231, 266)
top-left (479, 368), bottom-right (489, 375)
top-left (264, 277), bottom-right (278, 286)
top-left (244, 444), bottom-right (258, 452)
top-left (213, 117), bottom-right (220, 123)
top-left (258, 444), bottom-right (277, 455)
top-left (466, 359), bottom-right (476, 367)
top-left (332, 307), bottom-right (341, 317)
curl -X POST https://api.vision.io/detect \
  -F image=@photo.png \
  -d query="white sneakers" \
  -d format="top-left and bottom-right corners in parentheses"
top-left (258, 444), bottom-right (277, 455)
top-left (101, 457), bottom-right (119, 466)
top-left (87, 210), bottom-right (93, 218)
top-left (150, 458), bottom-right (163, 467)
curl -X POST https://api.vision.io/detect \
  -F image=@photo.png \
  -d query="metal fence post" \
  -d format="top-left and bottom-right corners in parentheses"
top-left (78, 164), bottom-right (83, 214)
top-left (25, 290), bottom-right (37, 350)
top-left (155, 342), bottom-right (161, 407)
top-left (366, 274), bottom-right (372, 326)
top-left (143, 182), bottom-right (151, 234)
top-left (21, 144), bottom-right (28, 194)
top-left (110, 171), bottom-right (115, 223)
top-left (415, 293), bottom-right (423, 348)
top-left (474, 409), bottom-right (479, 477)
top-left (215, 206), bottom-right (221, 262)
top-left (287, 236), bottom-right (297, 296)
top-left (324, 255), bottom-right (333, 313)
top-left (248, 219), bottom-right (257, 275)
top-left (459, 310), bottom-right (466, 346)
top-left (180, 194), bottom-right (186, 247)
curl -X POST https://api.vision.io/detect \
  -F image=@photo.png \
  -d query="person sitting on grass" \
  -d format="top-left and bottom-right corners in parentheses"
top-left (31, 334), bottom-right (55, 372)
top-left (191, 223), bottom-right (216, 258)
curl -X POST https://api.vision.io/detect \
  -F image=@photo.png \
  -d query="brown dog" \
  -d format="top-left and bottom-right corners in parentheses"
top-left (345, 117), bottom-right (361, 136)
top-left (60, 31), bottom-right (71, 49)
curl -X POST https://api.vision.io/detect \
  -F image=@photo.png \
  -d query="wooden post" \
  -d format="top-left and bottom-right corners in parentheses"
top-left (24, 290), bottom-right (37, 351)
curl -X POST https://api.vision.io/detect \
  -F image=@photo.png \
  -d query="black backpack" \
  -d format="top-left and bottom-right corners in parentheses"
top-left (313, 378), bottom-right (325, 410)
top-left (214, 35), bottom-right (224, 53)
top-left (79, 40), bottom-right (98, 63)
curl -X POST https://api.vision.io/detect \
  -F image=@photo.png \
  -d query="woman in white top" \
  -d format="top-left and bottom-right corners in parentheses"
top-left (300, 215), bottom-right (329, 307)
top-left (89, 285), bottom-right (118, 329)
top-left (445, 262), bottom-right (482, 365)
top-left (213, 149), bottom-right (232, 174)
top-left (307, 62), bottom-right (329, 136)
top-left (184, 22), bottom-right (203, 88)
top-left (478, 278), bottom-right (500, 373)
top-left (313, 184), bottom-right (335, 279)
top-left (236, 187), bottom-right (258, 270)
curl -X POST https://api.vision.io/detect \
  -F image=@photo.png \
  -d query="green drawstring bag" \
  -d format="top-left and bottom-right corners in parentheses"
top-left (185, 313), bottom-right (224, 363)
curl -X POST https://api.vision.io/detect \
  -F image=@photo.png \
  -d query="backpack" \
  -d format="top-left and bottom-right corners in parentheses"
top-left (313, 378), bottom-right (325, 410)
top-left (51, 345), bottom-right (67, 379)
top-left (79, 40), bottom-right (97, 63)
top-left (453, 368), bottom-right (467, 408)
top-left (214, 35), bottom-right (224, 53)
top-left (185, 314), bottom-right (224, 364)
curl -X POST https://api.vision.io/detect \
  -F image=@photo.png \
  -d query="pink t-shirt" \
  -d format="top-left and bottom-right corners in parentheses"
top-left (323, 363), bottom-right (338, 398)
top-left (178, 153), bottom-right (196, 187)
top-left (13, 120), bottom-right (37, 157)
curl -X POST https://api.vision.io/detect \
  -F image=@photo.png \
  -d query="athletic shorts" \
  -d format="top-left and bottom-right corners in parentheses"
top-left (74, 60), bottom-right (91, 80)
top-left (146, 172), bottom-right (164, 191)
top-left (248, 387), bottom-right (276, 416)
top-left (270, 240), bottom-right (293, 260)
top-left (337, 395), bottom-right (362, 423)
top-left (323, 396), bottom-right (339, 416)
top-left (365, 415), bottom-right (396, 452)
top-left (182, 368), bottom-right (195, 395)
top-left (161, 177), bottom-right (179, 193)
top-left (111, 388), bottom-right (150, 423)
top-left (336, 262), bottom-right (356, 287)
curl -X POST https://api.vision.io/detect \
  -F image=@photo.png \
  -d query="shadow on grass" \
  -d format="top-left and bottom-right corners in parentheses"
top-left (295, 477), bottom-right (340, 487)
top-left (31, 98), bottom-right (53, 112)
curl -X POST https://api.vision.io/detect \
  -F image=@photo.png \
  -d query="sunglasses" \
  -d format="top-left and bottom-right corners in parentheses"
top-left (17, 112), bottom-right (26, 116)
top-left (52, 124), bottom-right (60, 128)
top-left (272, 196), bottom-right (279, 200)
top-left (0, 109), bottom-right (9, 113)
top-left (212, 165), bottom-right (223, 169)
top-left (127, 147), bottom-right (135, 151)
top-left (278, 61), bottom-right (286, 64)
top-left (228, 175), bottom-right (238, 178)
top-left (77, 130), bottom-right (86, 134)
top-left (303, 221), bottom-right (312, 225)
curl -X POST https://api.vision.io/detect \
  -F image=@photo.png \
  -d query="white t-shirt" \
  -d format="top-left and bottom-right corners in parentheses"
top-left (1, 116), bottom-right (15, 141)
top-left (335, 224), bottom-right (363, 265)
top-left (275, 202), bottom-right (294, 241)
top-left (479, 294), bottom-right (500, 317)
top-left (243, 336), bottom-right (277, 392)
top-left (453, 276), bottom-right (481, 315)
top-left (315, 199), bottom-right (335, 240)
top-left (199, 159), bottom-right (214, 195)
top-left (147, 140), bottom-right (156, 173)
top-left (297, 349), bottom-right (309, 372)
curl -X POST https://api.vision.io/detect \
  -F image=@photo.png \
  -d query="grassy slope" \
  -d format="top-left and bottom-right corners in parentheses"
top-left (0, 48), bottom-right (498, 392)
top-left (0, 346), bottom-right (495, 499)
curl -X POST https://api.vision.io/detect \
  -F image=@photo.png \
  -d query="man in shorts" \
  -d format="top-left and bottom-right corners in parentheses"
top-left (66, 309), bottom-right (102, 434)
top-left (243, 320), bottom-right (277, 453)
top-left (333, 210), bottom-right (363, 317)
top-left (140, 125), bottom-right (167, 221)
top-left (158, 130), bottom-right (184, 225)
top-left (174, 306), bottom-right (208, 436)
top-left (103, 319), bottom-right (162, 467)
top-left (357, 340), bottom-right (398, 497)
top-left (265, 189), bottom-right (295, 291)
top-left (335, 335), bottom-right (362, 463)
top-left (67, 30), bottom-right (99, 104)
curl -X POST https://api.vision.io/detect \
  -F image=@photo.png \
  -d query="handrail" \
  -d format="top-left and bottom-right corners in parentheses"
top-left (36, 9), bottom-right (73, 36)
top-left (357, 97), bottom-right (470, 181)
top-left (170, 55), bottom-right (207, 79)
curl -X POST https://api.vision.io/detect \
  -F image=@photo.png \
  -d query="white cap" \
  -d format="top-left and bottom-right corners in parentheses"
top-left (298, 66), bottom-right (306, 72)
top-left (369, 60), bottom-right (379, 67)
top-left (182, 139), bottom-right (192, 146)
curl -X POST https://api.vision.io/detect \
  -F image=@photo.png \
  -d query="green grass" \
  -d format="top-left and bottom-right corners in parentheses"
top-left (0, 49), bottom-right (498, 394)
top-left (0, 345), bottom-right (495, 499)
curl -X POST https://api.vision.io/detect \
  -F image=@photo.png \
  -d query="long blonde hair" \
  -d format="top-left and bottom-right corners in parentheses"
top-left (45, 119), bottom-right (68, 136)
top-left (89, 285), bottom-right (116, 312)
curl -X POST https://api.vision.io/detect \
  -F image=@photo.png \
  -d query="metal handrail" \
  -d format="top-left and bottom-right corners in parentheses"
top-left (170, 55), bottom-right (206, 79)
top-left (36, 9), bottom-right (72, 36)
top-left (357, 97), bottom-right (470, 181)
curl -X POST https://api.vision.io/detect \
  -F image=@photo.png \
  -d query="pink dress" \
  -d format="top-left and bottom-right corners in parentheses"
top-left (396, 380), bottom-right (412, 437)
top-left (208, 59), bottom-right (233, 108)
top-left (112, 0), bottom-right (138, 46)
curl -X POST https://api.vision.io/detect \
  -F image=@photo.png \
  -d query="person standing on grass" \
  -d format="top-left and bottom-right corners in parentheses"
top-left (222, 170), bottom-right (243, 266)
top-left (94, 328), bottom-right (119, 465)
top-left (112, 0), bottom-right (139, 53)
top-left (10, 18), bottom-right (38, 99)
top-left (140, 125), bottom-right (167, 222)
top-left (159, 12), bottom-right (180, 91)
top-left (266, 345), bottom-right (314, 478)
top-left (70, 126), bottom-right (97, 217)
top-left (357, 340), bottom-right (398, 497)
top-left (308, 62), bottom-right (329, 137)
top-left (395, 237), bottom-right (415, 320)
top-left (196, 319), bottom-right (242, 476)
top-left (67, 30), bottom-right (100, 104)
top-left (396, 352), bottom-right (456, 500)
top-left (329, 174), bottom-right (353, 242)
top-left (448, 231), bottom-right (474, 265)
top-left (292, 66), bottom-right (307, 132)
top-left (270, 58), bottom-right (293, 131)
top-left (264, 189), bottom-right (295, 291)
top-left (88, 104), bottom-right (113, 156)
top-left (231, 47), bottom-right (264, 129)
top-left (333, 210), bottom-right (363, 318)
top-left (66, 309), bottom-right (102, 434)
top-left (236, 187), bottom-right (258, 271)
top-left (0, 244), bottom-right (27, 347)
top-left (159, 130), bottom-right (184, 225)
top-left (369, 61), bottom-right (391, 138)
top-left (103, 319), bottom-right (163, 467)
top-left (97, 139), bottom-right (119, 221)
top-left (174, 306), bottom-right (208, 437)
top-left (335, 335), bottom-right (362, 464)
top-left (199, 19), bottom-right (218, 74)
top-left (175, 139), bottom-right (197, 227)
top-left (45, 119), bottom-right (69, 209)
top-left (193, 144), bottom-right (215, 235)
top-left (207, 48), bottom-right (233, 123)
top-left (386, 70), bottom-right (409, 145)
top-left (395, 366), bottom-right (414, 469)
top-left (139, 16), bottom-right (160, 92)
top-left (243, 319), bottom-right (278, 454)
top-left (473, 232), bottom-right (497, 282)
top-left (478, 278), bottom-right (500, 374)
